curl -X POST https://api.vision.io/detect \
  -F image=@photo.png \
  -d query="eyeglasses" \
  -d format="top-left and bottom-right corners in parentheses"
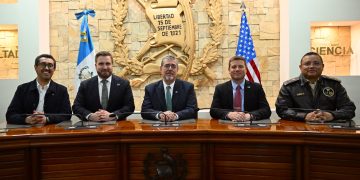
top-left (163, 64), bottom-right (177, 69)
top-left (38, 63), bottom-right (55, 69)
top-left (301, 61), bottom-right (322, 67)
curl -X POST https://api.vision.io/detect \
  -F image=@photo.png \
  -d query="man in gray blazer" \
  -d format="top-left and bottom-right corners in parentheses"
top-left (73, 51), bottom-right (135, 121)
top-left (141, 55), bottom-right (197, 121)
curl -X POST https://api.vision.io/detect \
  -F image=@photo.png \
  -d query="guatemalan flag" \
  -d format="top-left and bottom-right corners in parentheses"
top-left (75, 9), bottom-right (97, 91)
top-left (236, 12), bottom-right (261, 83)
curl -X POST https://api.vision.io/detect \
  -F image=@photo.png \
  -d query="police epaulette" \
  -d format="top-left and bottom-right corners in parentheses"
top-left (322, 75), bottom-right (341, 82)
top-left (284, 77), bottom-right (300, 86)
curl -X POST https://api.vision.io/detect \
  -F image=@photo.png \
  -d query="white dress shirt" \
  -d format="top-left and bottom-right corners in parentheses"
top-left (35, 80), bottom-right (50, 112)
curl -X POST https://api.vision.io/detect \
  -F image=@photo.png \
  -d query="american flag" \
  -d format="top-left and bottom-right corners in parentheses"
top-left (236, 12), bottom-right (261, 83)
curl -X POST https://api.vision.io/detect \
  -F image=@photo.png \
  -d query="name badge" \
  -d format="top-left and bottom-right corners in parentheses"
top-left (296, 92), bottom-right (305, 96)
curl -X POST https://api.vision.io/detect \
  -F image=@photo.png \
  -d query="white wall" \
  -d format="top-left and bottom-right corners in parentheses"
top-left (280, 0), bottom-right (360, 83)
top-left (0, 0), bottom-right (49, 123)
top-left (351, 23), bottom-right (360, 75)
top-left (279, 0), bottom-right (360, 122)
top-left (336, 76), bottom-right (360, 124)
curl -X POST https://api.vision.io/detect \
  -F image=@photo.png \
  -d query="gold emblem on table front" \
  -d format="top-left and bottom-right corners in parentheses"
top-left (144, 147), bottom-right (187, 180)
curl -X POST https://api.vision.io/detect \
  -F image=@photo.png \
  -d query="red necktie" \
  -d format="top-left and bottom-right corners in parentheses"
top-left (234, 85), bottom-right (242, 111)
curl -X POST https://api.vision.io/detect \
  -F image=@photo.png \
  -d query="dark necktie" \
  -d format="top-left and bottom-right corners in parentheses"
top-left (165, 86), bottom-right (172, 111)
top-left (234, 85), bottom-right (242, 111)
top-left (101, 79), bottom-right (108, 109)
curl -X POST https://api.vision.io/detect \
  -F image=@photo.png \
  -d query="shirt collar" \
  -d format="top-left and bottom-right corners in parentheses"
top-left (98, 75), bottom-right (112, 84)
top-left (163, 80), bottom-right (175, 89)
top-left (231, 79), bottom-right (245, 90)
top-left (36, 80), bottom-right (50, 90)
top-left (300, 74), bottom-right (320, 86)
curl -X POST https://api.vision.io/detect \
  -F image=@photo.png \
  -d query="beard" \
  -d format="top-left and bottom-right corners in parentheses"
top-left (97, 70), bottom-right (112, 79)
top-left (165, 75), bottom-right (175, 81)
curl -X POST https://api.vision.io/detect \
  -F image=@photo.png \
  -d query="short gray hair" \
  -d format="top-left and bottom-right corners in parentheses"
top-left (161, 55), bottom-right (178, 67)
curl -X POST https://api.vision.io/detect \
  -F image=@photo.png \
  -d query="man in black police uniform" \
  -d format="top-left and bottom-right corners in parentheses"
top-left (275, 52), bottom-right (356, 121)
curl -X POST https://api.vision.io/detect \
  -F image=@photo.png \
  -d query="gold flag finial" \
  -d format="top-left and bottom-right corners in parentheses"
top-left (240, 1), bottom-right (246, 11)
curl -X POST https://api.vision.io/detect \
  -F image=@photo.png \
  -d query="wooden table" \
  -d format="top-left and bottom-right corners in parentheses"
top-left (1, 119), bottom-right (360, 180)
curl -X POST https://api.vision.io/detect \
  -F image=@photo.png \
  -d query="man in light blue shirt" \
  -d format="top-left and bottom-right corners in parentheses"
top-left (210, 56), bottom-right (271, 121)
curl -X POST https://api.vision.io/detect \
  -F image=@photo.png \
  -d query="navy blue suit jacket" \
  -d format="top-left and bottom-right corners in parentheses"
top-left (141, 79), bottom-right (197, 120)
top-left (6, 79), bottom-right (72, 124)
top-left (210, 80), bottom-right (271, 120)
top-left (72, 75), bottom-right (135, 120)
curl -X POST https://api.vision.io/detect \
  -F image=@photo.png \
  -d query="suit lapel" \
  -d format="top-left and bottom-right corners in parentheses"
top-left (106, 76), bottom-right (123, 110)
top-left (243, 80), bottom-right (252, 111)
top-left (45, 81), bottom-right (56, 98)
top-left (92, 77), bottom-right (102, 108)
top-left (107, 76), bottom-right (115, 109)
top-left (225, 81), bottom-right (234, 108)
top-left (172, 79), bottom-right (180, 111)
top-left (156, 81), bottom-right (167, 110)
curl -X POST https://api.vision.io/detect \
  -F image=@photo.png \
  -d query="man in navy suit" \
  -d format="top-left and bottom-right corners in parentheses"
top-left (141, 55), bottom-right (197, 121)
top-left (6, 54), bottom-right (71, 125)
top-left (210, 56), bottom-right (271, 121)
top-left (73, 51), bottom-right (135, 121)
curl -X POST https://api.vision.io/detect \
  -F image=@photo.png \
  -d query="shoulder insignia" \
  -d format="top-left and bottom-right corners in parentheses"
top-left (322, 75), bottom-right (341, 83)
top-left (284, 77), bottom-right (300, 86)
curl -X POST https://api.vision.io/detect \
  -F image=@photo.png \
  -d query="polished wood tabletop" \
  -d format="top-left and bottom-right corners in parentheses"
top-left (1, 119), bottom-right (359, 137)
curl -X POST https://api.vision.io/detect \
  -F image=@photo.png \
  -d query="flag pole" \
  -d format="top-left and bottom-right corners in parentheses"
top-left (74, 7), bottom-right (97, 92)
top-left (240, 1), bottom-right (246, 12)
top-left (236, 1), bottom-right (261, 83)
top-left (83, 0), bottom-right (87, 10)
top-left (240, 1), bottom-right (246, 29)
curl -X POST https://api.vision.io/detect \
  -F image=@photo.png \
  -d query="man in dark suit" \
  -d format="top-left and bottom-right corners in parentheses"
top-left (6, 54), bottom-right (72, 125)
top-left (210, 56), bottom-right (271, 121)
top-left (141, 55), bottom-right (197, 121)
top-left (73, 51), bottom-right (135, 121)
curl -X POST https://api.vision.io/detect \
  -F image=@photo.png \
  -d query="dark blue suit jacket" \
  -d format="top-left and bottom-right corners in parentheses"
top-left (72, 75), bottom-right (135, 120)
top-left (210, 80), bottom-right (271, 120)
top-left (6, 79), bottom-right (72, 124)
top-left (141, 79), bottom-right (197, 120)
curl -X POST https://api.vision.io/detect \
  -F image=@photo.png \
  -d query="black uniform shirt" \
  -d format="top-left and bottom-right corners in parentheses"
top-left (275, 75), bottom-right (356, 121)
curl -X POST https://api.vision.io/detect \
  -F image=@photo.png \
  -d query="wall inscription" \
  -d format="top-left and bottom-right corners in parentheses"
top-left (0, 48), bottom-right (18, 59)
top-left (311, 46), bottom-right (353, 56)
top-left (111, 0), bottom-right (225, 87)
top-left (0, 28), bottom-right (18, 79)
